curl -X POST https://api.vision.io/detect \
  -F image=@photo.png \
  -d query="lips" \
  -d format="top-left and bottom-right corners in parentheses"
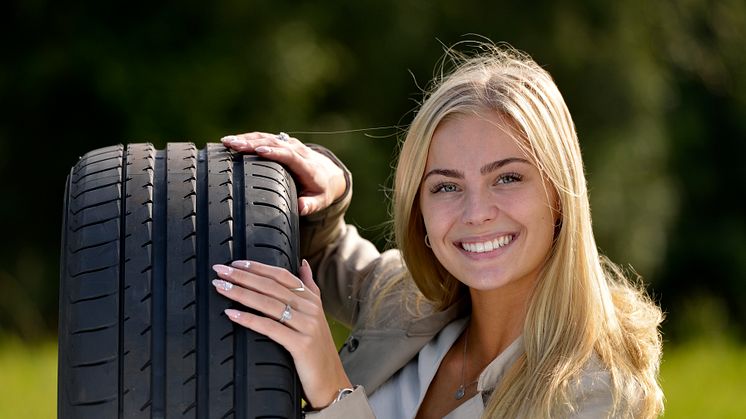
top-left (460, 234), bottom-right (514, 253)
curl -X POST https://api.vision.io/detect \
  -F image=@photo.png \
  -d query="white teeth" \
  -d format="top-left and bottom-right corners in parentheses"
top-left (461, 235), bottom-right (513, 253)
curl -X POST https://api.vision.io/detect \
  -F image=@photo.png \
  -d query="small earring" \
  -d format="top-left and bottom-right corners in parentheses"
top-left (425, 234), bottom-right (432, 248)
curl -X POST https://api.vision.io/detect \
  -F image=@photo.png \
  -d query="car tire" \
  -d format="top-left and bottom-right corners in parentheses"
top-left (58, 143), bottom-right (302, 419)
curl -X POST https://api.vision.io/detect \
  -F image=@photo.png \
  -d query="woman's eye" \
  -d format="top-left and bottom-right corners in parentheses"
top-left (431, 183), bottom-right (459, 193)
top-left (496, 173), bottom-right (523, 184)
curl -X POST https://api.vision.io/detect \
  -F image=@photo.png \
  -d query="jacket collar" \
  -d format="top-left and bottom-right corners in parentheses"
top-left (341, 298), bottom-right (468, 393)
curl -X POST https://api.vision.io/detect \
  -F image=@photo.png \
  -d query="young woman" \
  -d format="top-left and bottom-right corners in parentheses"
top-left (211, 45), bottom-right (664, 418)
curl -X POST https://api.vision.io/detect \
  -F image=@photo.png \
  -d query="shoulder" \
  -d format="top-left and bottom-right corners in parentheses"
top-left (568, 353), bottom-right (651, 419)
top-left (357, 248), bottom-right (439, 330)
top-left (569, 355), bottom-right (614, 418)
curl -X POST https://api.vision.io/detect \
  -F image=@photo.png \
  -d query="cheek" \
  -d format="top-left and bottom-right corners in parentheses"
top-left (421, 203), bottom-right (446, 240)
top-left (420, 196), bottom-right (447, 231)
top-left (530, 205), bottom-right (558, 249)
top-left (513, 192), bottom-right (556, 242)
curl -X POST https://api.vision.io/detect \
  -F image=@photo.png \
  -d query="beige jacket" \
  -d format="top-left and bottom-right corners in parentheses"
top-left (301, 147), bottom-right (614, 418)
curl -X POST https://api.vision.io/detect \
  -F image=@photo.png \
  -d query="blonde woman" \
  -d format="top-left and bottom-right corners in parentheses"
top-left (212, 44), bottom-right (664, 418)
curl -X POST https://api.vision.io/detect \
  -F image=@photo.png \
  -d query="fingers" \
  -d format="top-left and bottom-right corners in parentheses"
top-left (221, 131), bottom-right (305, 153)
top-left (228, 260), bottom-right (321, 298)
top-left (213, 260), bottom-right (321, 346)
top-left (223, 308), bottom-right (305, 352)
top-left (220, 132), bottom-right (322, 202)
top-left (214, 263), bottom-right (314, 311)
top-left (219, 130), bottom-right (346, 217)
top-left (227, 260), bottom-right (310, 295)
top-left (299, 259), bottom-right (320, 294)
top-left (212, 260), bottom-right (319, 310)
top-left (214, 279), bottom-right (307, 331)
top-left (297, 196), bottom-right (320, 217)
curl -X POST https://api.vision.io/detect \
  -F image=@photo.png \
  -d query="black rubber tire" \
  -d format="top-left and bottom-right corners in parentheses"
top-left (58, 143), bottom-right (302, 419)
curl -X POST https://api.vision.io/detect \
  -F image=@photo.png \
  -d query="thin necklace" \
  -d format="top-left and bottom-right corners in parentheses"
top-left (455, 327), bottom-right (479, 400)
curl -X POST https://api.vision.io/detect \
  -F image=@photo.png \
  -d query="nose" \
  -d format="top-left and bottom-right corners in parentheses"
top-left (461, 188), bottom-right (498, 225)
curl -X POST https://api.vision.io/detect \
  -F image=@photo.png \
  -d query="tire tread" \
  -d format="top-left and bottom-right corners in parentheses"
top-left (59, 143), bottom-right (301, 419)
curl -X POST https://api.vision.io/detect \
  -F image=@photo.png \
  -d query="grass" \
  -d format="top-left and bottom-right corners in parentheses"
top-left (660, 338), bottom-right (746, 418)
top-left (1, 336), bottom-right (744, 418)
top-left (0, 336), bottom-right (57, 419)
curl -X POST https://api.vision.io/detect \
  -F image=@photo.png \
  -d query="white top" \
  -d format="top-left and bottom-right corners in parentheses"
top-left (368, 318), bottom-right (524, 419)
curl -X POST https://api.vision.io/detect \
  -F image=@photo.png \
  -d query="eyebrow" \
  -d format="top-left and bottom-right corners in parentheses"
top-left (423, 157), bottom-right (531, 180)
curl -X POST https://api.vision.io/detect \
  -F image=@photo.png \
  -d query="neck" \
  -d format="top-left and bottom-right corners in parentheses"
top-left (467, 281), bottom-right (532, 364)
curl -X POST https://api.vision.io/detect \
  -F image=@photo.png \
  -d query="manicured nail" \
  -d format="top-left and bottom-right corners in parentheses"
top-left (300, 202), bottom-right (310, 216)
top-left (213, 264), bottom-right (233, 275)
top-left (230, 139), bottom-right (248, 148)
top-left (221, 135), bottom-right (238, 143)
top-left (231, 260), bottom-right (251, 269)
top-left (255, 146), bottom-right (271, 153)
top-left (224, 309), bottom-right (242, 319)
top-left (212, 279), bottom-right (233, 291)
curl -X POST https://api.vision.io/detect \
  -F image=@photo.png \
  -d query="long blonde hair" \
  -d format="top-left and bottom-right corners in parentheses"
top-left (392, 44), bottom-right (664, 418)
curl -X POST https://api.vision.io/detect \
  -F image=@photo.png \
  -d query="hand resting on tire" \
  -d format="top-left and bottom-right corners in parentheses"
top-left (221, 132), bottom-right (346, 216)
top-left (212, 259), bottom-right (353, 410)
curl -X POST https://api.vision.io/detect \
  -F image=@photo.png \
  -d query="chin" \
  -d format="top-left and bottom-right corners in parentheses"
top-left (456, 270), bottom-right (512, 291)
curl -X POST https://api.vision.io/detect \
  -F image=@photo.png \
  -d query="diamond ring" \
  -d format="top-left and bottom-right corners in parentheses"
top-left (276, 132), bottom-right (290, 142)
top-left (279, 304), bottom-right (292, 324)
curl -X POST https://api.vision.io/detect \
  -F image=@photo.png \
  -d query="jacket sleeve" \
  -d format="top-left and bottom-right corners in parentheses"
top-left (300, 144), bottom-right (398, 328)
top-left (303, 386), bottom-right (376, 419)
top-left (568, 360), bottom-right (615, 418)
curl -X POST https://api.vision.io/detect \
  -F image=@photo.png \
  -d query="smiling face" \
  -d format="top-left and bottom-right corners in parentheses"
top-left (419, 111), bottom-right (558, 295)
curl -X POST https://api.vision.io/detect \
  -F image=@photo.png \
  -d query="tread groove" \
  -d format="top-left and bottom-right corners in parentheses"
top-left (72, 323), bottom-right (117, 335)
top-left (69, 264), bottom-right (117, 278)
top-left (71, 180), bottom-right (121, 199)
top-left (251, 173), bottom-right (289, 194)
top-left (72, 356), bottom-right (117, 368)
top-left (72, 165), bottom-right (121, 184)
top-left (70, 215), bottom-right (119, 232)
top-left (70, 238), bottom-right (119, 254)
top-left (70, 291), bottom-right (117, 304)
top-left (71, 197), bottom-right (120, 215)
top-left (253, 243), bottom-right (292, 266)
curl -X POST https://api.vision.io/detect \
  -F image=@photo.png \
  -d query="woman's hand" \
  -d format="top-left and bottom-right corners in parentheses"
top-left (221, 132), bottom-right (346, 216)
top-left (212, 259), bottom-right (352, 410)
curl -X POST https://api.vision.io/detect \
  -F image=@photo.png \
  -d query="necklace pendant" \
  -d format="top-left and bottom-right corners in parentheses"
top-left (454, 385), bottom-right (465, 400)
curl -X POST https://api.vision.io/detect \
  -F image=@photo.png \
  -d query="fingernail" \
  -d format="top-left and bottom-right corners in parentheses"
top-left (300, 202), bottom-right (309, 216)
top-left (255, 146), bottom-right (271, 153)
top-left (224, 309), bottom-right (242, 319)
top-left (302, 259), bottom-right (309, 269)
top-left (231, 260), bottom-right (251, 269)
top-left (213, 264), bottom-right (234, 275)
top-left (221, 135), bottom-right (238, 143)
top-left (231, 139), bottom-right (248, 148)
top-left (212, 279), bottom-right (234, 291)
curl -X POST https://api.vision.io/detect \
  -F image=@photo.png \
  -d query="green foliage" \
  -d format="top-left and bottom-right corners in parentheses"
top-left (1, 0), bottom-right (745, 341)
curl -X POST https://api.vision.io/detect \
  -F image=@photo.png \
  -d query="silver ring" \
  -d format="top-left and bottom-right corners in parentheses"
top-left (279, 304), bottom-right (293, 324)
top-left (276, 132), bottom-right (290, 142)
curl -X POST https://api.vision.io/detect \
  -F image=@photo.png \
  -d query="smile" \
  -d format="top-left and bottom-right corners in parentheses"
top-left (460, 234), bottom-right (514, 253)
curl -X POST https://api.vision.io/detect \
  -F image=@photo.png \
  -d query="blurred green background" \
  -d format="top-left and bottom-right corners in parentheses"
top-left (1, 0), bottom-right (745, 417)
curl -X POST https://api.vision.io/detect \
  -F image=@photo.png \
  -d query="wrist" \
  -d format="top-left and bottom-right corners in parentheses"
top-left (311, 384), bottom-right (356, 411)
top-left (312, 377), bottom-right (354, 410)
